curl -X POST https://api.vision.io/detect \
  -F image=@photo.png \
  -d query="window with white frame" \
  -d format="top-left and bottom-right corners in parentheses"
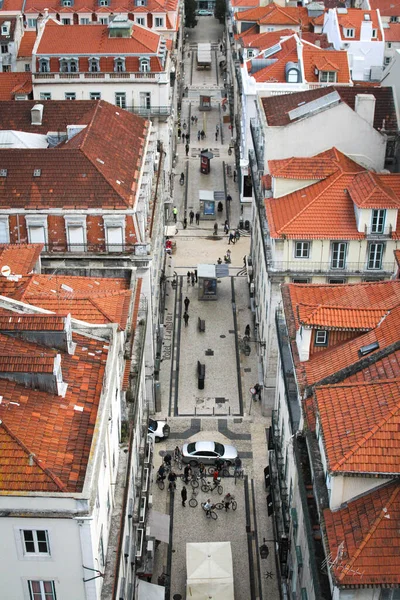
top-left (63, 0), bottom-right (72, 5)
top-left (40, 92), bottom-right (51, 100)
top-left (371, 209), bottom-right (386, 233)
top-left (65, 92), bottom-right (76, 100)
top-left (115, 92), bottom-right (126, 108)
top-left (139, 57), bottom-right (150, 72)
top-left (25, 63), bottom-right (31, 72)
top-left (1, 43), bottom-right (8, 54)
top-left (103, 216), bottom-right (125, 252)
top-left (64, 216), bottom-right (87, 251)
top-left (136, 17), bottom-right (145, 25)
top-left (367, 242), bottom-right (384, 270)
top-left (62, 18), bottom-right (71, 24)
top-left (315, 330), bottom-right (328, 346)
top-left (0, 216), bottom-right (10, 243)
top-left (39, 58), bottom-right (50, 72)
top-left (331, 242), bottom-right (347, 269)
top-left (80, 17), bottom-right (90, 24)
top-left (100, 0), bottom-right (109, 4)
top-left (294, 241), bottom-right (310, 259)
top-left (154, 17), bottom-right (164, 27)
top-left (88, 57), bottom-right (100, 72)
top-left (59, 58), bottom-right (68, 72)
top-left (26, 216), bottom-right (48, 248)
top-left (22, 530), bottom-right (50, 555)
top-left (90, 92), bottom-right (101, 100)
top-left (27, 18), bottom-right (37, 28)
top-left (140, 91), bottom-right (151, 109)
top-left (99, 17), bottom-right (108, 24)
top-left (345, 28), bottom-right (354, 38)
top-left (114, 57), bottom-right (125, 72)
top-left (28, 580), bottom-right (56, 600)
top-left (69, 58), bottom-right (78, 72)
top-left (319, 70), bottom-right (337, 83)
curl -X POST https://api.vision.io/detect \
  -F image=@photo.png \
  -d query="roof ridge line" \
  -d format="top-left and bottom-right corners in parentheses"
top-left (337, 485), bottom-right (400, 581)
top-left (275, 171), bottom-right (342, 235)
top-left (0, 420), bottom-right (67, 492)
top-left (89, 297), bottom-right (119, 324)
top-left (332, 394), bottom-right (400, 471)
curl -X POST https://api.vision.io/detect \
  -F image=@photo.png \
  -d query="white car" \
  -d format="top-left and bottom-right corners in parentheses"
top-left (182, 441), bottom-right (237, 465)
top-left (148, 419), bottom-right (170, 443)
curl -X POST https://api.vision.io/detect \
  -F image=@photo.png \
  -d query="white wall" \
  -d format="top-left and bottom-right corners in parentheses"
top-left (264, 102), bottom-right (386, 172)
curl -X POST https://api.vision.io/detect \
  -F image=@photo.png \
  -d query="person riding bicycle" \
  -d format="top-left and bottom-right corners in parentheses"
top-left (183, 464), bottom-right (192, 483)
top-left (157, 464), bottom-right (166, 481)
top-left (204, 498), bottom-right (213, 517)
top-left (215, 457), bottom-right (224, 472)
top-left (234, 456), bottom-right (242, 476)
top-left (199, 463), bottom-right (206, 476)
top-left (164, 453), bottom-right (172, 467)
top-left (168, 471), bottom-right (177, 491)
top-left (174, 446), bottom-right (181, 461)
top-left (224, 493), bottom-right (233, 511)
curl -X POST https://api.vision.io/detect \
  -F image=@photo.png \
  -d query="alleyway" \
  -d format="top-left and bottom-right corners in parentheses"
top-left (151, 15), bottom-right (280, 600)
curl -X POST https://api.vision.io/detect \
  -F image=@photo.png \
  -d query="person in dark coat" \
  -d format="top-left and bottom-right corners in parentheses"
top-left (191, 272), bottom-right (195, 286)
top-left (185, 143), bottom-right (189, 157)
top-left (184, 297), bottom-right (190, 311)
top-left (189, 210), bottom-right (195, 224)
top-left (181, 486), bottom-right (187, 507)
top-left (195, 212), bottom-right (200, 225)
top-left (194, 269), bottom-right (198, 283)
top-left (183, 312), bottom-right (189, 327)
top-left (183, 217), bottom-right (187, 229)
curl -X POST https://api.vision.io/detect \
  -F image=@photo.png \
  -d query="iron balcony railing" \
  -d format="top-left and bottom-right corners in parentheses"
top-left (41, 242), bottom-right (138, 254)
top-left (126, 105), bottom-right (172, 117)
top-left (275, 307), bottom-right (300, 432)
top-left (250, 118), bottom-right (264, 172)
top-left (269, 260), bottom-right (396, 275)
top-left (33, 71), bottom-right (168, 83)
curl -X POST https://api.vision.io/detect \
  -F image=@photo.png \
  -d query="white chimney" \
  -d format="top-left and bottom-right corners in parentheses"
top-left (31, 104), bottom-right (44, 126)
top-left (360, 18), bottom-right (373, 41)
top-left (354, 94), bottom-right (376, 127)
top-left (296, 326), bottom-right (312, 362)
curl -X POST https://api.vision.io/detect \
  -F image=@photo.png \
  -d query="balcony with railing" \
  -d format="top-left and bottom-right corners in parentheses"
top-left (33, 71), bottom-right (168, 83)
top-left (269, 259), bottom-right (395, 276)
top-left (41, 242), bottom-right (140, 255)
top-left (365, 224), bottom-right (393, 238)
top-left (270, 410), bottom-right (290, 536)
top-left (250, 118), bottom-right (264, 172)
top-left (126, 105), bottom-right (172, 118)
top-left (275, 307), bottom-right (300, 432)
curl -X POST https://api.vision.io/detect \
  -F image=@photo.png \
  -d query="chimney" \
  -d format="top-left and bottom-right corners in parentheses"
top-left (31, 104), bottom-right (44, 126)
top-left (354, 94), bottom-right (376, 127)
top-left (0, 313), bottom-right (76, 355)
top-left (0, 353), bottom-right (68, 397)
top-left (296, 326), bottom-right (312, 362)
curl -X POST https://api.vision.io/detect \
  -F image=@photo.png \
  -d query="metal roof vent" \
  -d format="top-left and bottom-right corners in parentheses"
top-left (358, 341), bottom-right (379, 357)
top-left (33, 169), bottom-right (41, 177)
top-left (364, 13), bottom-right (371, 20)
top-left (0, 169), bottom-right (7, 177)
top-left (31, 104), bottom-right (44, 126)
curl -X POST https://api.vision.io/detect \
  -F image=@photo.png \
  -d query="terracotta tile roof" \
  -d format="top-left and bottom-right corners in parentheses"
top-left (345, 348), bottom-right (400, 383)
top-left (337, 9), bottom-right (383, 41)
top-left (0, 354), bottom-right (55, 373)
top-left (24, 0), bottom-right (178, 11)
top-left (369, 0), bottom-right (400, 17)
top-left (302, 43), bottom-right (351, 84)
top-left (0, 314), bottom-right (66, 331)
top-left (384, 22), bottom-right (400, 42)
top-left (266, 148), bottom-right (400, 240)
top-left (0, 100), bottom-right (98, 133)
top-left (0, 243), bottom-right (42, 275)
top-left (0, 330), bottom-right (108, 492)
top-left (17, 31), bottom-right (37, 58)
top-left (395, 250), bottom-right (400, 267)
top-left (324, 482), bottom-right (400, 586)
top-left (122, 359), bottom-right (130, 391)
top-left (237, 27), bottom-right (294, 48)
top-left (231, 0), bottom-right (260, 7)
top-left (261, 85), bottom-right (398, 130)
top-left (315, 380), bottom-right (400, 474)
top-left (0, 100), bottom-right (149, 210)
top-left (261, 173), bottom-right (272, 191)
top-left (302, 32), bottom-right (330, 48)
top-left (0, 0), bottom-right (24, 10)
top-left (348, 171), bottom-right (400, 209)
top-left (297, 304), bottom-right (388, 330)
top-left (37, 18), bottom-right (160, 55)
top-left (248, 35), bottom-right (299, 83)
top-left (235, 2), bottom-right (312, 30)
top-left (0, 73), bottom-right (32, 100)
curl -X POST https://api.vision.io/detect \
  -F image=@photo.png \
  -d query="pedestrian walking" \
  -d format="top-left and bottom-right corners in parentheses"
top-left (185, 143), bottom-right (189, 157)
top-left (197, 130), bottom-right (201, 141)
top-left (191, 115), bottom-right (195, 124)
top-left (195, 115), bottom-right (198, 124)
top-left (187, 271), bottom-right (191, 284)
top-left (181, 485), bottom-right (187, 507)
top-left (235, 229), bottom-right (240, 241)
top-left (178, 127), bottom-right (181, 139)
top-left (168, 471), bottom-right (177, 491)
top-left (224, 220), bottom-right (229, 234)
top-left (191, 272), bottom-right (195, 286)
top-left (182, 133), bottom-right (185, 143)
top-left (184, 464), bottom-right (192, 483)
top-left (184, 296), bottom-right (190, 311)
top-left (183, 312), bottom-right (189, 327)
top-left (245, 324), bottom-right (250, 338)
top-left (183, 121), bottom-right (187, 130)
top-left (189, 210), bottom-right (194, 224)
top-left (233, 169), bottom-right (237, 182)
top-left (194, 269), bottom-right (198, 283)
top-left (195, 211), bottom-right (200, 225)
top-left (183, 216), bottom-right (187, 229)
top-left (216, 124), bottom-right (219, 133)
top-left (215, 131), bottom-right (218, 141)
top-left (201, 129), bottom-right (205, 140)
top-left (173, 206), bottom-right (178, 223)
top-left (226, 193), bottom-right (232, 203)
top-left (186, 133), bottom-right (190, 143)
top-left (228, 232), bottom-right (234, 245)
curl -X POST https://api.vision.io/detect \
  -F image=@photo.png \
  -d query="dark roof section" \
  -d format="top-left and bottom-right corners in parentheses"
top-left (0, 100), bottom-right (98, 133)
top-left (261, 85), bottom-right (398, 131)
top-left (0, 17), bottom-right (16, 42)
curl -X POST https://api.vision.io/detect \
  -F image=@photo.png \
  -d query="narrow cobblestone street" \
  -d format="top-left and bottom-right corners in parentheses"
top-left (149, 15), bottom-right (281, 600)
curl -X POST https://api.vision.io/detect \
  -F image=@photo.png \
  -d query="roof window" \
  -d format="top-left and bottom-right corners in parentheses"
top-left (0, 169), bottom-right (7, 177)
top-left (344, 28), bottom-right (355, 38)
top-left (1, 21), bottom-right (10, 36)
top-left (33, 169), bottom-right (41, 177)
top-left (358, 341), bottom-right (379, 357)
top-left (364, 13), bottom-right (370, 20)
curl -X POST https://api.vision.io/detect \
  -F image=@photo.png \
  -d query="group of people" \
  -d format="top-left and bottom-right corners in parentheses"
top-left (197, 130), bottom-right (206, 141)
top-left (183, 287), bottom-right (195, 327)
top-left (228, 229), bottom-right (240, 245)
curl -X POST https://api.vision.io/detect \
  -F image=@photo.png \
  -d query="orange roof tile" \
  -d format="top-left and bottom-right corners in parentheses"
top-left (37, 18), bottom-right (160, 55)
top-left (0, 331), bottom-right (108, 492)
top-left (315, 380), bottom-right (400, 474)
top-left (348, 171), bottom-right (400, 209)
top-left (237, 27), bottom-right (294, 48)
top-left (0, 73), bottom-right (32, 100)
top-left (337, 9), bottom-right (383, 41)
top-left (0, 354), bottom-right (55, 373)
top-left (235, 2), bottom-right (311, 30)
top-left (297, 304), bottom-right (388, 330)
top-left (302, 43), bottom-right (351, 84)
top-left (0, 243), bottom-right (42, 275)
top-left (231, 0), bottom-right (260, 6)
top-left (384, 22), bottom-right (400, 42)
top-left (324, 482), bottom-right (400, 586)
top-left (268, 149), bottom-right (343, 179)
top-left (17, 31), bottom-right (37, 58)
top-left (0, 314), bottom-right (66, 331)
top-left (369, 0), bottom-right (400, 17)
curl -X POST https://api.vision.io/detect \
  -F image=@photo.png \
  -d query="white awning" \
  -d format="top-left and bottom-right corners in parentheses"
top-left (148, 510), bottom-right (170, 543)
top-left (137, 580), bottom-right (164, 600)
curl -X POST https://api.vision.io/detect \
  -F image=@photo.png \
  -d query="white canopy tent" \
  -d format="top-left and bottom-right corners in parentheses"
top-left (186, 542), bottom-right (234, 600)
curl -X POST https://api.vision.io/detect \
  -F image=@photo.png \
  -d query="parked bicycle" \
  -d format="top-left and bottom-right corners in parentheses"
top-left (189, 488), bottom-right (199, 508)
top-left (234, 468), bottom-right (244, 484)
top-left (173, 446), bottom-right (183, 470)
top-left (201, 501), bottom-right (218, 520)
top-left (208, 462), bottom-right (230, 477)
top-left (156, 472), bottom-right (166, 490)
top-left (201, 478), bottom-right (223, 495)
top-left (223, 493), bottom-right (237, 511)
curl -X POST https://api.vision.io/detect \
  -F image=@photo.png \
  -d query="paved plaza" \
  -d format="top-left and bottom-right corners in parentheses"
top-left (149, 15), bottom-right (280, 600)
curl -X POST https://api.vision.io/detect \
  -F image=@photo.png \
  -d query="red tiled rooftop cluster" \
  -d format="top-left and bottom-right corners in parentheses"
top-left (0, 243), bottom-right (42, 275)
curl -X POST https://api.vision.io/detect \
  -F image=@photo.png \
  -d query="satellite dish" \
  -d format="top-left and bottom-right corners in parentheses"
top-left (1, 265), bottom-right (11, 277)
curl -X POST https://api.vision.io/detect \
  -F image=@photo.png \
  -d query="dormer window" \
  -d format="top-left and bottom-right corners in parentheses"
top-left (136, 17), bottom-right (145, 25)
top-left (59, 57), bottom-right (79, 73)
top-left (62, 0), bottom-right (72, 6)
top-left (154, 17), bottom-right (164, 27)
top-left (39, 58), bottom-right (50, 73)
top-left (114, 57), bottom-right (125, 72)
top-left (89, 57), bottom-right (100, 72)
top-left (139, 57), bottom-right (150, 73)
top-left (315, 330), bottom-right (328, 346)
top-left (135, 0), bottom-right (147, 5)
top-left (99, 0), bottom-right (109, 5)
top-left (319, 70), bottom-right (336, 83)
top-left (371, 209), bottom-right (386, 234)
top-left (345, 28), bottom-right (355, 38)
top-left (69, 58), bottom-right (78, 72)
top-left (1, 21), bottom-right (10, 35)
